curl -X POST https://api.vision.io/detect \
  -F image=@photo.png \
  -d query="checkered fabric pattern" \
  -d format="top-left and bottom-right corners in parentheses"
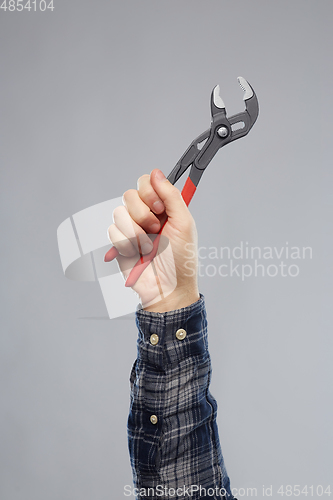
top-left (127, 295), bottom-right (235, 500)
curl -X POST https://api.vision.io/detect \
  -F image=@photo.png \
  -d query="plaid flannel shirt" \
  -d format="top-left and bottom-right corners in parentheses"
top-left (127, 295), bottom-right (235, 500)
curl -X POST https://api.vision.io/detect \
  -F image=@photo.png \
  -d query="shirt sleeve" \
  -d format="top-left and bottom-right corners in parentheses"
top-left (127, 294), bottom-right (234, 500)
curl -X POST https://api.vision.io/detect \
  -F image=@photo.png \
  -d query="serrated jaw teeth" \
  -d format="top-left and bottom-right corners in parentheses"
top-left (237, 76), bottom-right (254, 100)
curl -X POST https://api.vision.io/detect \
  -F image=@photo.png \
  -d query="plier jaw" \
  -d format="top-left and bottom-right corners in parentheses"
top-left (167, 76), bottom-right (259, 197)
top-left (228, 77), bottom-right (259, 140)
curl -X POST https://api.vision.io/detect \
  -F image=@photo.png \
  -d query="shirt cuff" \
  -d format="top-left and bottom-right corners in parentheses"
top-left (135, 294), bottom-right (208, 368)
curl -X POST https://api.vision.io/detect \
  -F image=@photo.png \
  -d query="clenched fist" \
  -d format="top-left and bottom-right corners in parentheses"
top-left (107, 169), bottom-right (200, 312)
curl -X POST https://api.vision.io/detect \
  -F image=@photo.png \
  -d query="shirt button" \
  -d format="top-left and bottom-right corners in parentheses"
top-left (150, 414), bottom-right (158, 425)
top-left (150, 334), bottom-right (159, 345)
top-left (176, 328), bottom-right (187, 341)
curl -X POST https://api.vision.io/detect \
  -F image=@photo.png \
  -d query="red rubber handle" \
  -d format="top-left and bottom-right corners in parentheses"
top-left (181, 176), bottom-right (196, 206)
top-left (104, 177), bottom-right (197, 286)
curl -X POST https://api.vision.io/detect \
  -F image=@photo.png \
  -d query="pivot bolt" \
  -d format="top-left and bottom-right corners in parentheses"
top-left (217, 126), bottom-right (228, 138)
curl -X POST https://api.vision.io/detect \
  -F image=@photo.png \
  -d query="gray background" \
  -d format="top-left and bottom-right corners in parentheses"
top-left (1, 1), bottom-right (332, 499)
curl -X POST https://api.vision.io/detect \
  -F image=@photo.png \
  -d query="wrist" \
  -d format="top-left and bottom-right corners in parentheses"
top-left (143, 286), bottom-right (200, 313)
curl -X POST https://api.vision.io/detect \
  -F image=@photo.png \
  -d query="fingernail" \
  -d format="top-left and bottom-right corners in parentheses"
top-left (150, 222), bottom-right (160, 233)
top-left (153, 200), bottom-right (164, 213)
top-left (141, 242), bottom-right (153, 254)
top-left (155, 169), bottom-right (166, 181)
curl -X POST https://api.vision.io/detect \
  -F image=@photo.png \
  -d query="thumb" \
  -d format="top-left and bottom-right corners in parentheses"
top-left (150, 169), bottom-right (189, 221)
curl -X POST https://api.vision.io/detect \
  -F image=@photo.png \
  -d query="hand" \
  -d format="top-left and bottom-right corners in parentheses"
top-left (107, 169), bottom-right (200, 312)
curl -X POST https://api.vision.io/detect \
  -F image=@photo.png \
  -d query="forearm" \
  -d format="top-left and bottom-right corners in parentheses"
top-left (127, 294), bottom-right (233, 499)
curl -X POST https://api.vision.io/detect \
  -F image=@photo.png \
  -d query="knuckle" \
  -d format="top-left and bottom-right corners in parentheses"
top-left (135, 210), bottom-right (151, 227)
top-left (169, 185), bottom-right (181, 199)
top-left (122, 189), bottom-right (136, 202)
top-left (112, 205), bottom-right (125, 222)
top-left (172, 184), bottom-right (181, 195)
top-left (138, 183), bottom-right (150, 197)
top-left (137, 174), bottom-right (150, 186)
top-left (138, 183), bottom-right (154, 201)
top-left (107, 224), bottom-right (117, 244)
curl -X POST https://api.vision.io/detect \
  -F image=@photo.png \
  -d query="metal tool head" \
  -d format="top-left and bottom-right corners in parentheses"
top-left (168, 76), bottom-right (259, 187)
top-left (210, 77), bottom-right (259, 140)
